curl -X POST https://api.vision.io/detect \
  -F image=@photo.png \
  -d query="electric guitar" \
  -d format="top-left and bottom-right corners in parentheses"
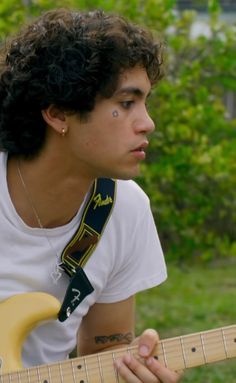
top-left (0, 292), bottom-right (236, 382)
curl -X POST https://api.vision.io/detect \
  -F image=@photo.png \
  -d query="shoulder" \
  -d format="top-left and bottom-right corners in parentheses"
top-left (112, 179), bottom-right (151, 220)
top-left (115, 179), bottom-right (149, 207)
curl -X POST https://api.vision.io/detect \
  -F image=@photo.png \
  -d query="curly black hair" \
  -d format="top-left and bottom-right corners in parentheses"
top-left (0, 8), bottom-right (163, 157)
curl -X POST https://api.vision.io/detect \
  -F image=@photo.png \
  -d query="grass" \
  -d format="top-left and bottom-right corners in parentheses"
top-left (136, 261), bottom-right (236, 382)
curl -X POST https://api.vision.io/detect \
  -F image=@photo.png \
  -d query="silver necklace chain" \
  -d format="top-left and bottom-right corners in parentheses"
top-left (17, 160), bottom-right (62, 284)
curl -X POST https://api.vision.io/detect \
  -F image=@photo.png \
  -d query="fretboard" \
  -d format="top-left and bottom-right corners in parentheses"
top-left (2, 324), bottom-right (236, 383)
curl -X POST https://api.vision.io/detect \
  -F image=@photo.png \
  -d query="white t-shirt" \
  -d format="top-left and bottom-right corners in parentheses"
top-left (0, 152), bottom-right (167, 367)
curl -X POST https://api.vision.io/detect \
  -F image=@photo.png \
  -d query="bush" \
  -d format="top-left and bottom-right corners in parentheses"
top-left (137, 1), bottom-right (236, 263)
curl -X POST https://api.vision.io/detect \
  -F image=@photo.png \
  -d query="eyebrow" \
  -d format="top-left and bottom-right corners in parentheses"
top-left (114, 86), bottom-right (151, 98)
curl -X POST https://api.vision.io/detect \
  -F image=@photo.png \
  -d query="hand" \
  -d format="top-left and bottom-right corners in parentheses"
top-left (114, 329), bottom-right (183, 383)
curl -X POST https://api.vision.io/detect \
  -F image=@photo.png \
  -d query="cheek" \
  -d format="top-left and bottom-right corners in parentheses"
top-left (81, 135), bottom-right (106, 153)
top-left (78, 115), bottom-right (122, 151)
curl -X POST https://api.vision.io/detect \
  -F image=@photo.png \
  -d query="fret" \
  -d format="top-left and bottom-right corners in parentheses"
top-left (160, 337), bottom-right (186, 371)
top-left (12, 372), bottom-right (22, 383)
top-left (203, 329), bottom-right (227, 363)
top-left (111, 352), bottom-right (119, 383)
top-left (73, 357), bottom-right (90, 383)
top-left (181, 333), bottom-right (205, 368)
top-left (47, 362), bottom-right (64, 383)
top-left (27, 369), bottom-right (31, 383)
top-left (83, 358), bottom-right (90, 383)
top-left (1, 373), bottom-right (10, 383)
top-left (222, 325), bottom-right (236, 358)
top-left (79, 355), bottom-right (95, 383)
top-left (74, 354), bottom-right (104, 383)
top-left (70, 360), bottom-right (77, 383)
top-left (200, 334), bottom-right (207, 363)
top-left (25, 367), bottom-right (37, 383)
top-left (161, 341), bottom-right (168, 367)
top-left (0, 373), bottom-right (6, 383)
top-left (13, 372), bottom-right (20, 383)
top-left (4, 372), bottom-right (18, 383)
top-left (60, 360), bottom-right (80, 383)
top-left (98, 351), bottom-right (119, 383)
top-left (0, 369), bottom-right (7, 383)
top-left (180, 337), bottom-right (187, 368)
top-left (36, 367), bottom-right (41, 383)
top-left (97, 355), bottom-right (104, 383)
top-left (0, 372), bottom-right (15, 383)
top-left (221, 328), bottom-right (229, 358)
top-left (36, 365), bottom-right (50, 383)
top-left (17, 368), bottom-right (31, 383)
top-left (59, 363), bottom-right (64, 383)
top-left (47, 364), bottom-right (52, 383)
top-left (85, 347), bottom-right (137, 383)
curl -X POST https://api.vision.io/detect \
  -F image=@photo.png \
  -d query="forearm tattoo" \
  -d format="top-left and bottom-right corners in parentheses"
top-left (95, 332), bottom-right (134, 345)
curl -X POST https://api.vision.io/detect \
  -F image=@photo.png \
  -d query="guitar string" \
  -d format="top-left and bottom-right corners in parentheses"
top-left (4, 345), bottom-right (235, 383)
top-left (4, 334), bottom-right (236, 381)
top-left (4, 332), bottom-right (236, 380)
top-left (3, 328), bottom-right (236, 382)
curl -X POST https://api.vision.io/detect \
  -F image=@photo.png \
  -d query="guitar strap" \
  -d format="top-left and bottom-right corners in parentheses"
top-left (58, 178), bottom-right (116, 322)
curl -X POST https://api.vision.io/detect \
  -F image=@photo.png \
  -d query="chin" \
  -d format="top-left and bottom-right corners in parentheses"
top-left (98, 163), bottom-right (140, 180)
top-left (111, 168), bottom-right (140, 180)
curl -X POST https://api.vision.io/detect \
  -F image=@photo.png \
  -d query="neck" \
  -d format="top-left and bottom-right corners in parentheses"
top-left (7, 155), bottom-right (94, 228)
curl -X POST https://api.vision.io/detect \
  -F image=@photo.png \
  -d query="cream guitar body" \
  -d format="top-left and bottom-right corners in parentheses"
top-left (0, 293), bottom-right (60, 374)
top-left (0, 292), bottom-right (236, 382)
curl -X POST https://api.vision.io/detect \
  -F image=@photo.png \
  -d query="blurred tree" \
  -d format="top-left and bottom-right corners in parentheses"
top-left (139, 1), bottom-right (236, 263)
top-left (0, 0), bottom-right (73, 39)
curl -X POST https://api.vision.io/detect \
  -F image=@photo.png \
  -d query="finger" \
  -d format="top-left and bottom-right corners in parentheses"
top-left (115, 354), bottom-right (160, 383)
top-left (146, 357), bottom-right (183, 383)
top-left (114, 356), bottom-right (142, 383)
top-left (138, 328), bottom-right (159, 358)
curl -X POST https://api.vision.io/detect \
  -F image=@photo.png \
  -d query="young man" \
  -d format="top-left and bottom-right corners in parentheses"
top-left (0, 8), bottom-right (181, 383)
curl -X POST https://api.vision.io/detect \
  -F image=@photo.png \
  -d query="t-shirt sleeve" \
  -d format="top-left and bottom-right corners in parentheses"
top-left (96, 199), bottom-right (167, 303)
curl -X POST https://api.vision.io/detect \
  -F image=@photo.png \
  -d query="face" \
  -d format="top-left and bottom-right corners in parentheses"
top-left (65, 66), bottom-right (155, 180)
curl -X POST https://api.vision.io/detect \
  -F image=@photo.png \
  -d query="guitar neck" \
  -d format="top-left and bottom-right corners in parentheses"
top-left (3, 324), bottom-right (236, 383)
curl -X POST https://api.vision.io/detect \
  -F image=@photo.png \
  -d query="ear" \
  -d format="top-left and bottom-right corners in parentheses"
top-left (41, 105), bottom-right (68, 135)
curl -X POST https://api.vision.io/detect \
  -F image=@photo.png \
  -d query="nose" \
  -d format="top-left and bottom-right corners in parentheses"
top-left (134, 106), bottom-right (155, 134)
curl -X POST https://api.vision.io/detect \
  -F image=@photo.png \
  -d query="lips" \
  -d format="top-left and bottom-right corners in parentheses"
top-left (131, 141), bottom-right (149, 152)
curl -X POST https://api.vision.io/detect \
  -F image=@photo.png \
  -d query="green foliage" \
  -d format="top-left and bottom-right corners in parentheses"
top-left (0, 0), bottom-right (235, 263)
top-left (0, 0), bottom-right (73, 39)
top-left (137, 1), bottom-right (236, 263)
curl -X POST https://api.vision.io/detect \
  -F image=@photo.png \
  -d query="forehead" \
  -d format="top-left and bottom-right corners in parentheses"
top-left (114, 66), bottom-right (151, 97)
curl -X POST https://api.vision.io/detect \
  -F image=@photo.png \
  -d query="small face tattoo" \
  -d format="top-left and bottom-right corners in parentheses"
top-left (112, 110), bottom-right (119, 118)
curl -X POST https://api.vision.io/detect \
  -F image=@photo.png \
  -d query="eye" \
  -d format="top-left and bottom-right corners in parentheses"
top-left (120, 100), bottom-right (134, 109)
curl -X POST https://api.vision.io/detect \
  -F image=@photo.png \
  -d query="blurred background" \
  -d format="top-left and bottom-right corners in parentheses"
top-left (1, 0), bottom-right (235, 381)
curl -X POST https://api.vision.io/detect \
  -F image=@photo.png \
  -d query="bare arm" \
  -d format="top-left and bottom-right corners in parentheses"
top-left (77, 296), bottom-right (182, 383)
top-left (77, 296), bottom-right (135, 355)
